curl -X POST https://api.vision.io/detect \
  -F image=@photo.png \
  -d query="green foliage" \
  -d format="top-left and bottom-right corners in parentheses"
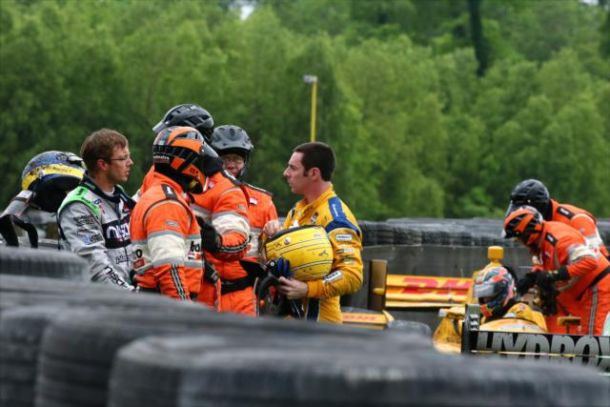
top-left (1, 0), bottom-right (609, 221)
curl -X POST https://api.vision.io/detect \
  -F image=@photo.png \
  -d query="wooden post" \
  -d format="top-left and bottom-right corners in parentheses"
top-left (368, 259), bottom-right (387, 312)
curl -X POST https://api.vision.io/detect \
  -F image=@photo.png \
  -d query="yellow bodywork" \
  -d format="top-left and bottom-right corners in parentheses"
top-left (342, 309), bottom-right (394, 330)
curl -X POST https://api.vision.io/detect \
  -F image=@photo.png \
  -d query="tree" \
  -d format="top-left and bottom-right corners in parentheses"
top-left (468, 0), bottom-right (489, 76)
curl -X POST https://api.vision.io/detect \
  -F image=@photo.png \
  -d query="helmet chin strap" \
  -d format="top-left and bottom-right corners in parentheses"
top-left (155, 165), bottom-right (202, 193)
top-left (188, 179), bottom-right (203, 194)
top-left (542, 201), bottom-right (553, 221)
top-left (237, 163), bottom-right (249, 180)
top-left (202, 156), bottom-right (224, 177)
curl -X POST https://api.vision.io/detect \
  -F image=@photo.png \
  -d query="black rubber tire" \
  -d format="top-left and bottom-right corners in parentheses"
top-left (109, 339), bottom-right (610, 407)
top-left (422, 229), bottom-right (442, 244)
top-left (0, 291), bottom-right (203, 407)
top-left (376, 222), bottom-right (395, 245)
top-left (456, 231), bottom-right (474, 246)
top-left (387, 318), bottom-right (432, 337)
top-left (0, 306), bottom-right (78, 407)
top-left (0, 275), bottom-right (92, 294)
top-left (439, 230), bottom-right (452, 245)
top-left (359, 221), bottom-right (378, 246)
top-left (393, 225), bottom-right (422, 245)
top-left (0, 275), bottom-right (196, 315)
top-left (0, 246), bottom-right (87, 280)
top-left (107, 329), bottom-right (433, 407)
top-left (36, 306), bottom-right (431, 407)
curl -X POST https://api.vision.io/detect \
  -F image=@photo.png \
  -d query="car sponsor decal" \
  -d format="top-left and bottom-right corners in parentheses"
top-left (467, 330), bottom-right (609, 372)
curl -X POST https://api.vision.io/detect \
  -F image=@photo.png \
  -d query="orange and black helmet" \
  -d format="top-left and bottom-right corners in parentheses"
top-left (504, 206), bottom-right (543, 246)
top-left (152, 126), bottom-right (218, 192)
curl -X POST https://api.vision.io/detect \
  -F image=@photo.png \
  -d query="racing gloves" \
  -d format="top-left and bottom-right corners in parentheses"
top-left (266, 257), bottom-right (292, 279)
top-left (518, 267), bottom-right (569, 315)
top-left (516, 272), bottom-right (538, 295)
top-left (534, 267), bottom-right (569, 286)
top-left (517, 267), bottom-right (570, 295)
top-left (198, 220), bottom-right (222, 252)
top-left (94, 266), bottom-right (135, 291)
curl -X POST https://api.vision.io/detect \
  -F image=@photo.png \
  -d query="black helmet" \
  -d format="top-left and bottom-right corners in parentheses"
top-left (210, 125), bottom-right (254, 179)
top-left (507, 179), bottom-right (551, 219)
top-left (152, 104), bottom-right (214, 142)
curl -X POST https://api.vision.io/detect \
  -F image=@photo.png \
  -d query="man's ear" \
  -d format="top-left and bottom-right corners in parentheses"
top-left (96, 158), bottom-right (109, 173)
top-left (309, 167), bottom-right (321, 180)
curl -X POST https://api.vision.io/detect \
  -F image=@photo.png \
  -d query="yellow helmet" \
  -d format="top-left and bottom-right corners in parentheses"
top-left (263, 225), bottom-right (333, 281)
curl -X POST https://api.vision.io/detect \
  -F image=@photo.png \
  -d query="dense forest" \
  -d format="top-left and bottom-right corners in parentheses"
top-left (1, 0), bottom-right (609, 220)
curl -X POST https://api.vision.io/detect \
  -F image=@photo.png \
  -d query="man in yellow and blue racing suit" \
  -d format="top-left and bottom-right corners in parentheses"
top-left (264, 142), bottom-right (363, 324)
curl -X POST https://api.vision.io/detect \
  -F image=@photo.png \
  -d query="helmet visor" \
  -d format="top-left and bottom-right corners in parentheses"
top-left (199, 126), bottom-right (214, 139)
top-left (473, 281), bottom-right (496, 299)
top-left (504, 202), bottom-right (520, 218)
top-left (201, 142), bottom-right (219, 160)
top-left (194, 142), bottom-right (220, 175)
top-left (152, 120), bottom-right (167, 134)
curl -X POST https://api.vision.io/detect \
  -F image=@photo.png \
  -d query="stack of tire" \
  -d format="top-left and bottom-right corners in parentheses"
top-left (0, 246), bottom-right (210, 407)
top-left (360, 218), bottom-right (521, 247)
top-left (360, 218), bottom-right (610, 250)
top-left (1, 246), bottom-right (608, 407)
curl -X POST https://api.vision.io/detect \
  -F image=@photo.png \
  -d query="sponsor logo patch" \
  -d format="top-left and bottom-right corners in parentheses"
top-left (190, 241), bottom-right (201, 253)
top-left (335, 234), bottom-right (353, 241)
top-left (115, 253), bottom-right (130, 264)
top-left (74, 215), bottom-right (96, 227)
top-left (323, 271), bottom-right (343, 284)
top-left (77, 231), bottom-right (103, 245)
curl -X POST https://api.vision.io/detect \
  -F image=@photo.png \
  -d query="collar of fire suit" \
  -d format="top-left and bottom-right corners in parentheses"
top-left (81, 175), bottom-right (132, 207)
top-left (548, 199), bottom-right (559, 220)
top-left (294, 184), bottom-right (335, 215)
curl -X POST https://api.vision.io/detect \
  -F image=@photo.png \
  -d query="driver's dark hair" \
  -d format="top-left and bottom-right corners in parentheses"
top-left (293, 142), bottom-right (335, 181)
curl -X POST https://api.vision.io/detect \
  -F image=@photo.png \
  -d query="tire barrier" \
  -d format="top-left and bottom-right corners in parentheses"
top-left (0, 306), bottom-right (78, 407)
top-left (106, 333), bottom-right (428, 407)
top-left (0, 278), bottom-right (206, 407)
top-left (0, 275), bottom-right (197, 314)
top-left (35, 306), bottom-right (431, 407)
top-left (359, 218), bottom-right (510, 248)
top-left (0, 246), bottom-right (88, 280)
top-left (358, 220), bottom-right (378, 246)
top-left (367, 217), bottom-right (610, 250)
top-left (108, 334), bottom-right (610, 407)
top-left (387, 318), bottom-right (432, 336)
